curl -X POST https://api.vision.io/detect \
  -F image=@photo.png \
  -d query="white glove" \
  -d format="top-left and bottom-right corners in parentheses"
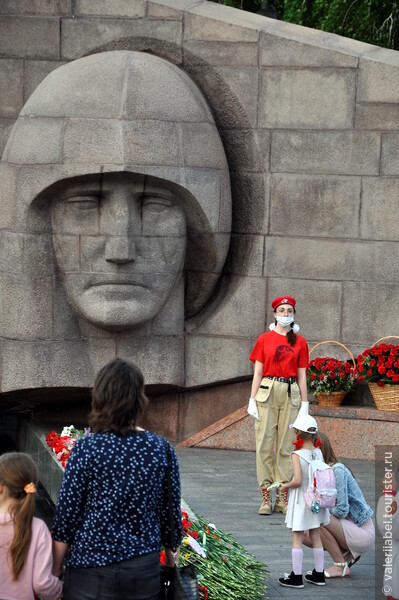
top-left (247, 397), bottom-right (259, 419)
top-left (297, 401), bottom-right (309, 417)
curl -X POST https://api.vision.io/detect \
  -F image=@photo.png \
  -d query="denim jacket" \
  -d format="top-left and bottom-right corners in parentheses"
top-left (330, 463), bottom-right (373, 526)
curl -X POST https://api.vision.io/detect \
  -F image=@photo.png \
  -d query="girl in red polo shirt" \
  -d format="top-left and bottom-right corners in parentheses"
top-left (249, 295), bottom-right (309, 515)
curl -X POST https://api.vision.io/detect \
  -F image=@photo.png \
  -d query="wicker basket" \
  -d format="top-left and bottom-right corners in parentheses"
top-left (368, 336), bottom-right (399, 412)
top-left (314, 391), bottom-right (348, 407)
top-left (309, 340), bottom-right (355, 407)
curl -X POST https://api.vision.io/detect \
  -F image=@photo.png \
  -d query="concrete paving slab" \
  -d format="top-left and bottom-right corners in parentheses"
top-left (175, 447), bottom-right (376, 600)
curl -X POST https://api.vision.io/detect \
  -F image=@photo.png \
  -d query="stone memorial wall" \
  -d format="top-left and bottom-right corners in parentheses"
top-left (0, 0), bottom-right (398, 436)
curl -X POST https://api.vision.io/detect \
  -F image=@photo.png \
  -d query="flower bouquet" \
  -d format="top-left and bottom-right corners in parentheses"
top-left (46, 425), bottom-right (91, 468)
top-left (307, 341), bottom-right (355, 406)
top-left (46, 426), bottom-right (268, 599)
top-left (355, 338), bottom-right (399, 411)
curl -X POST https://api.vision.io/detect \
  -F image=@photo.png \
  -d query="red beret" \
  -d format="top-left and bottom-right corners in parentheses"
top-left (271, 295), bottom-right (296, 310)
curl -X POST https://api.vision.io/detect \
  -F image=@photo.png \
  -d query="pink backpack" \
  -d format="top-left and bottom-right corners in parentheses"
top-left (301, 454), bottom-right (337, 514)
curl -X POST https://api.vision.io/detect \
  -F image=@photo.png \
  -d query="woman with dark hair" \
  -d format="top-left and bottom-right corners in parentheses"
top-left (51, 358), bottom-right (182, 600)
top-left (249, 295), bottom-right (309, 515)
top-left (304, 432), bottom-right (375, 579)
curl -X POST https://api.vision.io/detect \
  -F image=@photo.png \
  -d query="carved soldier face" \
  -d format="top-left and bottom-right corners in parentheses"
top-left (51, 172), bottom-right (186, 330)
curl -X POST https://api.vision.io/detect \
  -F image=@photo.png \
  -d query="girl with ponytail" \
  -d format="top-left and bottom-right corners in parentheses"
top-left (0, 452), bottom-right (62, 600)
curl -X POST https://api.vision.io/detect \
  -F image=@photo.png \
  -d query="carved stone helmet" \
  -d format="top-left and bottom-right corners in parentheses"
top-left (1, 51), bottom-right (231, 320)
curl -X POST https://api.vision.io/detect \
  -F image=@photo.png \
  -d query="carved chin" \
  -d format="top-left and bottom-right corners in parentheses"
top-left (65, 286), bottom-right (171, 331)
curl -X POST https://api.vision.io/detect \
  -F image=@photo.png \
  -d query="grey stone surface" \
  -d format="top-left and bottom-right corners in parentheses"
top-left (1, 2), bottom-right (399, 398)
top-left (186, 65), bottom-right (258, 129)
top-left (270, 174), bottom-right (361, 237)
top-left (61, 17), bottom-right (182, 60)
top-left (361, 178), bottom-right (399, 241)
top-left (271, 131), bottom-right (380, 175)
top-left (265, 237), bottom-right (399, 283)
top-left (342, 282), bottom-right (399, 344)
top-left (23, 60), bottom-right (67, 103)
top-left (358, 52), bottom-right (399, 102)
top-left (231, 172), bottom-right (269, 234)
top-left (185, 335), bottom-right (253, 387)
top-left (147, 0), bottom-right (187, 20)
top-left (259, 68), bottom-right (356, 129)
top-left (355, 102), bottom-right (399, 130)
top-left (220, 128), bottom-right (270, 173)
top-left (0, 16), bottom-right (60, 59)
top-left (0, 0), bottom-right (71, 16)
top-left (0, 50), bottom-right (235, 391)
top-left (63, 119), bottom-right (123, 164)
top-left (259, 32), bottom-right (358, 67)
top-left (0, 274), bottom-right (53, 340)
top-left (266, 278), bottom-right (343, 343)
top-left (224, 234), bottom-right (265, 276)
top-left (75, 0), bottom-right (146, 18)
top-left (189, 276), bottom-right (267, 337)
top-left (118, 335), bottom-right (184, 385)
top-left (381, 132), bottom-right (399, 175)
top-left (0, 59), bottom-right (24, 117)
top-left (5, 117), bottom-right (64, 164)
top-left (184, 4), bottom-right (261, 42)
top-left (0, 118), bottom-right (15, 157)
top-left (184, 41), bottom-right (258, 67)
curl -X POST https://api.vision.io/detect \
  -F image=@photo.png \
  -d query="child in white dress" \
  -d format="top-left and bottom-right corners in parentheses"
top-left (279, 414), bottom-right (330, 589)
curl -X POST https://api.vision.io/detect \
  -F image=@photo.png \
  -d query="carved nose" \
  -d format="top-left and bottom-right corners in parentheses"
top-left (105, 236), bottom-right (136, 264)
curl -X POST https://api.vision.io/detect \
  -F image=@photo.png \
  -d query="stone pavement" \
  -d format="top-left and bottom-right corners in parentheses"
top-left (175, 447), bottom-right (376, 600)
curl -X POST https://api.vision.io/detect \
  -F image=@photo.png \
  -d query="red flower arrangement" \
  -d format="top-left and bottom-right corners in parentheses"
top-left (45, 426), bottom-right (90, 468)
top-left (306, 356), bottom-right (355, 395)
top-left (355, 343), bottom-right (399, 387)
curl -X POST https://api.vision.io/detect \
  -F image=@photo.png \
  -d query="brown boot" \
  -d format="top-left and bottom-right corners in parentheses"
top-left (258, 487), bottom-right (272, 515)
top-left (274, 487), bottom-right (288, 514)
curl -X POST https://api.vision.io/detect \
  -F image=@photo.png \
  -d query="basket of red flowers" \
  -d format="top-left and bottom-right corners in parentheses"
top-left (307, 341), bottom-right (356, 406)
top-left (355, 336), bottom-right (399, 412)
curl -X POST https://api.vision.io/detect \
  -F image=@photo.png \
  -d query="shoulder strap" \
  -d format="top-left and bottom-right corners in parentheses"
top-left (294, 449), bottom-right (312, 464)
top-left (161, 437), bottom-right (176, 552)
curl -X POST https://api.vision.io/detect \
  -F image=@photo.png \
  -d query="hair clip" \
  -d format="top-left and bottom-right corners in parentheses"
top-left (24, 482), bottom-right (36, 494)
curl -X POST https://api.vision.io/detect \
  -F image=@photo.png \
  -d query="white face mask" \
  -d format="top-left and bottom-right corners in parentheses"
top-left (276, 315), bottom-right (294, 328)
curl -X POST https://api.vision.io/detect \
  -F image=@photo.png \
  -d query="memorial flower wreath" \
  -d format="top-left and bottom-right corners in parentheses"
top-left (46, 426), bottom-right (268, 599)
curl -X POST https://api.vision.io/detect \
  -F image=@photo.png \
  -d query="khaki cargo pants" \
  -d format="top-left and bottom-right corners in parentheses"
top-left (254, 377), bottom-right (301, 488)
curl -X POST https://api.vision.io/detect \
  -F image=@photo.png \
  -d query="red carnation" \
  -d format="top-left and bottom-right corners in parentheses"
top-left (319, 374), bottom-right (325, 381)
top-left (377, 381), bottom-right (385, 387)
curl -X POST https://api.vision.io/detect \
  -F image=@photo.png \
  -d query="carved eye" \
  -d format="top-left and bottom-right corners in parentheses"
top-left (64, 195), bottom-right (100, 209)
top-left (142, 197), bottom-right (172, 213)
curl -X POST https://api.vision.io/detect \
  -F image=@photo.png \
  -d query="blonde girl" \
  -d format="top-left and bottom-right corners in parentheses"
top-left (0, 452), bottom-right (62, 600)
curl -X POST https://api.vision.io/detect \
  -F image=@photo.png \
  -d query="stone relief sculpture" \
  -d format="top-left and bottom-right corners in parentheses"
top-left (0, 51), bottom-right (231, 391)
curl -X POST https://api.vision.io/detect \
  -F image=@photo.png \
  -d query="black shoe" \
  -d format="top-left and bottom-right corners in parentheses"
top-left (279, 571), bottom-right (304, 588)
top-left (305, 569), bottom-right (326, 586)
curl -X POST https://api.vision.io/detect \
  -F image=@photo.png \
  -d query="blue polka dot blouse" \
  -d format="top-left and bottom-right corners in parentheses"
top-left (52, 430), bottom-right (182, 568)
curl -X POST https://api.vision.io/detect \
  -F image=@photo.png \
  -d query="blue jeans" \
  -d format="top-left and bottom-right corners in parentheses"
top-left (63, 552), bottom-right (160, 600)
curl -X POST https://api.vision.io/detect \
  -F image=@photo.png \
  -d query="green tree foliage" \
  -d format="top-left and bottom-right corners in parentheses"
top-left (209, 0), bottom-right (399, 50)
